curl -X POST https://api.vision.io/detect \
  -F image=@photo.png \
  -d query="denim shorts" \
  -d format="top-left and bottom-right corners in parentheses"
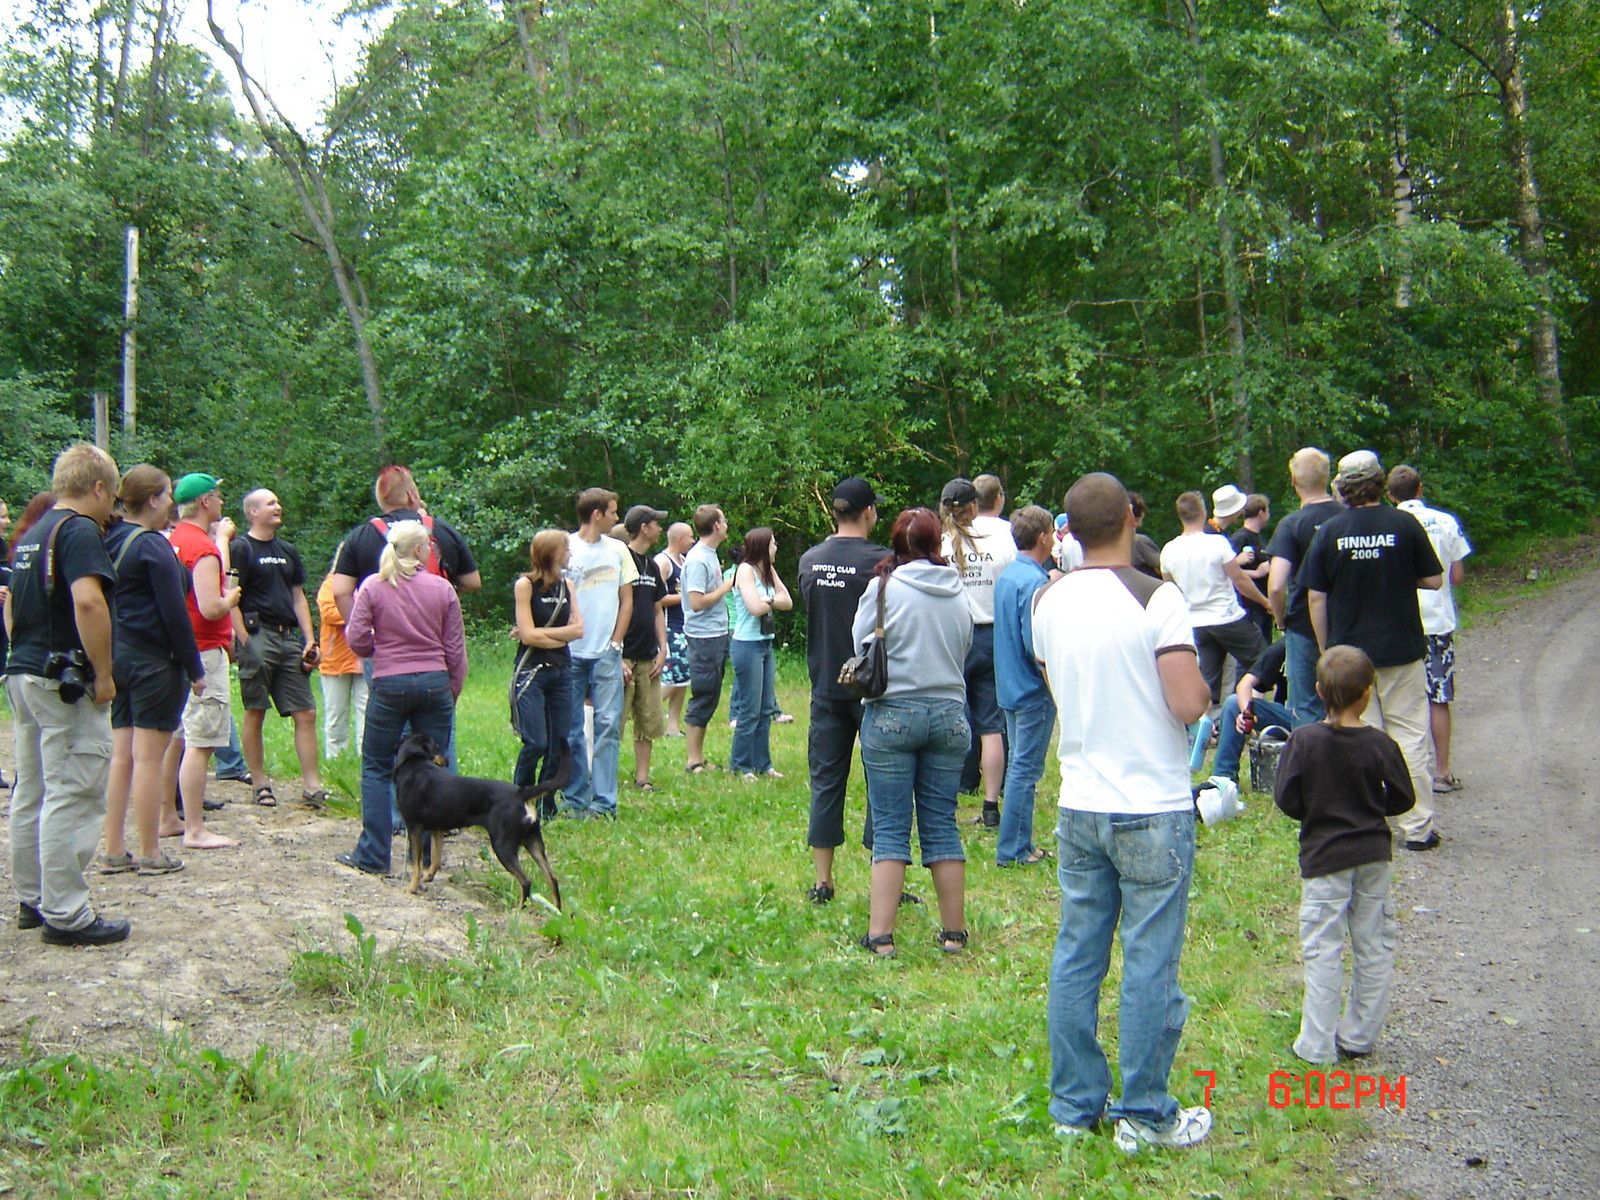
top-left (860, 696), bottom-right (969, 866)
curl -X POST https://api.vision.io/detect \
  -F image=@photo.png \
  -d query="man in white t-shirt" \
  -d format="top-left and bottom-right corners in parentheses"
top-left (972, 473), bottom-right (1010, 541)
top-left (1160, 491), bottom-right (1268, 705)
top-left (1387, 465), bottom-right (1472, 793)
top-left (1032, 472), bottom-right (1212, 1152)
top-left (565, 487), bottom-right (637, 818)
top-left (940, 477), bottom-right (1016, 827)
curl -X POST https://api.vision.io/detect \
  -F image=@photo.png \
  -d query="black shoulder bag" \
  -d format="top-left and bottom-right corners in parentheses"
top-left (837, 570), bottom-right (891, 699)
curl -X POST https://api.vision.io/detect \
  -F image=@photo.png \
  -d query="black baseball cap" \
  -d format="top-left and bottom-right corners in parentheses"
top-left (832, 477), bottom-right (886, 514)
top-left (940, 477), bottom-right (979, 507)
top-left (623, 504), bottom-right (668, 534)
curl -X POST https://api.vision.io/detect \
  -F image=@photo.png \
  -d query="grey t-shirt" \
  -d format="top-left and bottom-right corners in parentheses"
top-left (681, 542), bottom-right (728, 638)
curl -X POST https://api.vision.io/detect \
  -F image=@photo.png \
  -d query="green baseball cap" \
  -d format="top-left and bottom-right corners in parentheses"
top-left (173, 473), bottom-right (224, 505)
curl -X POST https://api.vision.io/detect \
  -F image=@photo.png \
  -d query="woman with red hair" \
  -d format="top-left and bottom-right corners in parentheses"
top-left (850, 508), bottom-right (974, 957)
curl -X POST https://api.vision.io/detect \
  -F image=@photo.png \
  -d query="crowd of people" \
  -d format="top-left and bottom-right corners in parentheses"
top-left (3, 439), bottom-right (1470, 1154)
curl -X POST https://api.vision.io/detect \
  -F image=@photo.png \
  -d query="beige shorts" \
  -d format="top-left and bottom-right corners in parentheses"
top-left (180, 647), bottom-right (232, 748)
top-left (623, 662), bottom-right (664, 741)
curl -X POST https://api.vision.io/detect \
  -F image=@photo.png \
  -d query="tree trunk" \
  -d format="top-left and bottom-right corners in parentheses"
top-left (1181, 0), bottom-right (1251, 488)
top-left (206, 2), bottom-right (385, 443)
top-left (110, 0), bottom-right (138, 124)
top-left (928, 12), bottom-right (964, 317)
top-left (138, 0), bottom-right (170, 155)
top-left (1493, 1), bottom-right (1568, 457)
top-left (513, 1), bottom-right (552, 141)
top-left (1387, 2), bottom-right (1413, 309)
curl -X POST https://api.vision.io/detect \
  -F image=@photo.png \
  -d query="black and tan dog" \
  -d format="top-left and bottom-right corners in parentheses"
top-left (393, 733), bottom-right (568, 909)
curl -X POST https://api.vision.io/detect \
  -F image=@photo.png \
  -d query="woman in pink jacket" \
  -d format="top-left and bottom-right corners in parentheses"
top-left (335, 521), bottom-right (466, 876)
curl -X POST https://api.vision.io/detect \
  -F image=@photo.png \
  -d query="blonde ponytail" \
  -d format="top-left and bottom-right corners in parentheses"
top-left (377, 520), bottom-right (429, 586)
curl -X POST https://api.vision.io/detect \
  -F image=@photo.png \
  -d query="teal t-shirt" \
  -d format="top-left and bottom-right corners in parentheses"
top-left (728, 567), bottom-right (775, 642)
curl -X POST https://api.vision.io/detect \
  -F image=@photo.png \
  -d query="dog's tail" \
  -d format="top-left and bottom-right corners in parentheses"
top-left (519, 741), bottom-right (574, 807)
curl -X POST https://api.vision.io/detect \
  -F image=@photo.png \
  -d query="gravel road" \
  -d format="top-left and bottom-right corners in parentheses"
top-left (1351, 566), bottom-right (1600, 1198)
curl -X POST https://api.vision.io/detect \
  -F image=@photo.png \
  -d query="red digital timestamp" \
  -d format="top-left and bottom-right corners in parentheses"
top-left (1193, 1069), bottom-right (1407, 1109)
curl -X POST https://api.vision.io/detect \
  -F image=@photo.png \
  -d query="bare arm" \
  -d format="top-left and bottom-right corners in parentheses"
top-left (736, 563), bottom-right (772, 616)
top-left (331, 573), bottom-right (358, 622)
top-left (772, 572), bottom-right (793, 612)
top-left (611, 584), bottom-right (632, 645)
top-left (1417, 572), bottom-right (1443, 592)
top-left (70, 576), bottom-right (115, 705)
top-left (1233, 671), bottom-right (1262, 733)
top-left (1308, 589), bottom-right (1328, 651)
top-left (195, 555), bottom-right (241, 622)
top-left (688, 576), bottom-right (735, 611)
top-left (514, 578), bottom-right (584, 648)
top-left (1449, 560), bottom-right (1464, 587)
top-left (1224, 555), bottom-right (1270, 609)
top-left (454, 569), bottom-right (482, 594)
top-left (293, 587), bottom-right (319, 663)
top-left (1267, 557), bottom-right (1291, 628)
top-left (1157, 648), bottom-right (1210, 725)
top-left (651, 600), bottom-right (668, 678)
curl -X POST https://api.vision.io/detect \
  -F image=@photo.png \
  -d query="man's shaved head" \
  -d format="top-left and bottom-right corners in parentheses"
top-left (1063, 472), bottom-right (1132, 551)
top-left (242, 488), bottom-right (276, 518)
top-left (667, 521), bottom-right (693, 550)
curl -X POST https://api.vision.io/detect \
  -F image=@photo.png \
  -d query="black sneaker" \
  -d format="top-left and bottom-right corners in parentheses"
top-left (980, 803), bottom-right (1000, 829)
top-left (335, 851), bottom-right (388, 876)
top-left (17, 902), bottom-right (43, 930)
top-left (41, 916), bottom-right (131, 946)
top-left (807, 884), bottom-right (835, 905)
top-left (1404, 832), bottom-right (1442, 852)
top-left (898, 891), bottom-right (923, 907)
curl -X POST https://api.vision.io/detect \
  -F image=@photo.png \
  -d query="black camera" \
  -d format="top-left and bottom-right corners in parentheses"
top-left (44, 649), bottom-right (94, 704)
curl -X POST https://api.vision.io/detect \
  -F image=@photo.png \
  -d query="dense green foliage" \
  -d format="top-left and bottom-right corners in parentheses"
top-left (2, 0), bottom-right (1597, 610)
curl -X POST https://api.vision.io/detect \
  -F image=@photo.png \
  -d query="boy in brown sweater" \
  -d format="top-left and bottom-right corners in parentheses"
top-left (1274, 645), bottom-right (1416, 1064)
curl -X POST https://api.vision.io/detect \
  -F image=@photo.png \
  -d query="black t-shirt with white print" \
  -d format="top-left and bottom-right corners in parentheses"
top-left (4, 509), bottom-right (115, 676)
top-left (798, 535), bottom-right (892, 700)
top-left (232, 534), bottom-right (306, 629)
top-left (1300, 505), bottom-right (1442, 668)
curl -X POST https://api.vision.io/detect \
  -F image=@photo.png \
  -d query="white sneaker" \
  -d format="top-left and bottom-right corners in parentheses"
top-left (1054, 1122), bottom-right (1093, 1138)
top-left (1113, 1106), bottom-right (1212, 1153)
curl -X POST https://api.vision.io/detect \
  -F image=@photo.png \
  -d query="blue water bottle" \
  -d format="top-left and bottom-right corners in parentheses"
top-left (1188, 714), bottom-right (1214, 773)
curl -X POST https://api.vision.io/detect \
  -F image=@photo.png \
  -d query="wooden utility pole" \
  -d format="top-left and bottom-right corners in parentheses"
top-left (122, 226), bottom-right (139, 452)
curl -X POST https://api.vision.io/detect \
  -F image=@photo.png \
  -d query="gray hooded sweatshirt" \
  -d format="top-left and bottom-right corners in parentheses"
top-left (850, 560), bottom-right (974, 704)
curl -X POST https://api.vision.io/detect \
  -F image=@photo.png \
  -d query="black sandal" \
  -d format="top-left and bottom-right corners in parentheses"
top-left (858, 933), bottom-right (896, 958)
top-left (253, 785), bottom-right (278, 808)
top-left (938, 930), bottom-right (969, 955)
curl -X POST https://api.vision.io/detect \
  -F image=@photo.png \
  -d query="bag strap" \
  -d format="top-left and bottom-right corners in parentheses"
top-left (110, 525), bottom-right (145, 576)
top-left (873, 566), bottom-right (892, 637)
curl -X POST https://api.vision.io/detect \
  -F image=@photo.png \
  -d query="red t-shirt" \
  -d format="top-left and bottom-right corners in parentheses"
top-left (170, 521), bottom-right (234, 651)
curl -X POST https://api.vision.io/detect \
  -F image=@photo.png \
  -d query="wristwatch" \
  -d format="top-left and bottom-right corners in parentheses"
top-left (609, 640), bottom-right (624, 654)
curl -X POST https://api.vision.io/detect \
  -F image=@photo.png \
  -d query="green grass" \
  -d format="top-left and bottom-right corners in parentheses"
top-left (1, 644), bottom-right (1367, 1198)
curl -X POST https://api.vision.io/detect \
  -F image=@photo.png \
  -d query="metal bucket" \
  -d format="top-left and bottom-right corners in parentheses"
top-left (1248, 725), bottom-right (1291, 794)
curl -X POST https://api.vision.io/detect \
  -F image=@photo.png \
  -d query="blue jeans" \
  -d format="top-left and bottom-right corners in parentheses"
top-left (350, 671), bottom-right (455, 872)
top-left (998, 698), bottom-right (1056, 865)
top-left (860, 697), bottom-right (969, 866)
top-left (213, 717), bottom-right (247, 777)
top-left (1214, 695), bottom-right (1293, 782)
top-left (513, 660), bottom-right (574, 802)
top-left (1049, 808), bottom-right (1196, 1129)
top-left (566, 650), bottom-right (623, 816)
top-left (1285, 631), bottom-right (1325, 727)
top-left (729, 639), bottom-right (775, 773)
